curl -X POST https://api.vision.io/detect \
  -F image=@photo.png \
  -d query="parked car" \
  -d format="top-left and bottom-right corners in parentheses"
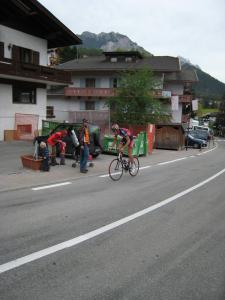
top-left (185, 133), bottom-right (207, 149)
top-left (52, 122), bottom-right (102, 158)
top-left (189, 130), bottom-right (208, 141)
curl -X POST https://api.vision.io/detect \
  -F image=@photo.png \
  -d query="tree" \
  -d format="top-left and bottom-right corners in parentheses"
top-left (58, 46), bottom-right (77, 64)
top-left (108, 68), bottom-right (170, 125)
top-left (58, 47), bottom-right (103, 64)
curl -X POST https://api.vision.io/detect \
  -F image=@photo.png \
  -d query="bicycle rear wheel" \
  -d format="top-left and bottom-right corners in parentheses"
top-left (129, 156), bottom-right (140, 177)
top-left (109, 159), bottom-right (123, 181)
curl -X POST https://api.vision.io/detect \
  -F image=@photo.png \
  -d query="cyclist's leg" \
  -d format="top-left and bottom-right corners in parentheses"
top-left (118, 142), bottom-right (123, 153)
top-left (128, 139), bottom-right (134, 165)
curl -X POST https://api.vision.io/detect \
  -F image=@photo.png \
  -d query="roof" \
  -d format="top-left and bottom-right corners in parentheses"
top-left (57, 55), bottom-right (181, 72)
top-left (0, 0), bottom-right (82, 48)
top-left (164, 69), bottom-right (199, 83)
top-left (103, 51), bottom-right (144, 59)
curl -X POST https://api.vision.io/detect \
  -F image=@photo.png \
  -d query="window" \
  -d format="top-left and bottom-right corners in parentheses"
top-left (46, 106), bottom-right (55, 118)
top-left (13, 83), bottom-right (36, 104)
top-left (125, 57), bottom-right (132, 62)
top-left (110, 57), bottom-right (117, 62)
top-left (112, 78), bottom-right (118, 88)
top-left (85, 101), bottom-right (95, 110)
top-left (85, 78), bottom-right (95, 88)
top-left (12, 45), bottom-right (39, 64)
top-left (20, 48), bottom-right (32, 64)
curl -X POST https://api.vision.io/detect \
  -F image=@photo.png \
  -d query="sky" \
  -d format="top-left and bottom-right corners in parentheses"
top-left (39, 0), bottom-right (225, 83)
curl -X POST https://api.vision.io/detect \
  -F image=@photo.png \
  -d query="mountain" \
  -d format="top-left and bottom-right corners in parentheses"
top-left (178, 56), bottom-right (201, 70)
top-left (77, 31), bottom-right (225, 99)
top-left (181, 63), bottom-right (225, 99)
top-left (78, 31), bottom-right (152, 55)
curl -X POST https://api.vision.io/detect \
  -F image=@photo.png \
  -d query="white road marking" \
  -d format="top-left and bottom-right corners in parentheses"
top-left (157, 157), bottom-right (187, 165)
top-left (140, 166), bottom-right (151, 170)
top-left (100, 165), bottom-right (151, 178)
top-left (1, 167), bottom-right (225, 274)
top-left (32, 182), bottom-right (71, 191)
top-left (99, 174), bottom-right (110, 178)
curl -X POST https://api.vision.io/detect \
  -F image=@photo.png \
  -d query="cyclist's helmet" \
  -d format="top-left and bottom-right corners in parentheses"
top-left (111, 124), bottom-right (119, 132)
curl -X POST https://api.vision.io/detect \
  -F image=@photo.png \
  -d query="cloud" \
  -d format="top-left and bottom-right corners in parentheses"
top-left (39, 0), bottom-right (225, 83)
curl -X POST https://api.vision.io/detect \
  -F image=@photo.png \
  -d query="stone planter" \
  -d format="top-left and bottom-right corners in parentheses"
top-left (21, 155), bottom-right (43, 171)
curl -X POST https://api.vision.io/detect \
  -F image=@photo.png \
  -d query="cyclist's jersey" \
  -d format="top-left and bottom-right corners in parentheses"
top-left (115, 128), bottom-right (133, 139)
top-left (114, 128), bottom-right (134, 148)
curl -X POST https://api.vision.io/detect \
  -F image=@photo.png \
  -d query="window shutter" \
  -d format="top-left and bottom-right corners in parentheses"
top-left (33, 51), bottom-right (40, 65)
top-left (109, 78), bottom-right (113, 88)
top-left (12, 45), bottom-right (20, 61)
top-left (0, 42), bottom-right (4, 58)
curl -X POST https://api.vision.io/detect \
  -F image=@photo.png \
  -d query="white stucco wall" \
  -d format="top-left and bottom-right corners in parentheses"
top-left (0, 25), bottom-right (48, 66)
top-left (47, 96), bottom-right (80, 121)
top-left (164, 83), bottom-right (184, 95)
top-left (71, 75), bottom-right (111, 88)
top-left (171, 104), bottom-right (182, 123)
top-left (0, 83), bottom-right (46, 140)
top-left (100, 77), bottom-right (110, 88)
top-left (47, 96), bottom-right (109, 121)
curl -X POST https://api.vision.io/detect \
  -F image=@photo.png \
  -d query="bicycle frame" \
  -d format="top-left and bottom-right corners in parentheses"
top-left (109, 151), bottom-right (139, 181)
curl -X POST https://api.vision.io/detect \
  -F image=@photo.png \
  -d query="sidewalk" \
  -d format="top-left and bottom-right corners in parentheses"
top-left (0, 141), bottom-right (215, 193)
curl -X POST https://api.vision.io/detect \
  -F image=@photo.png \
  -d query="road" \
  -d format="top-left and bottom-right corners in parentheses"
top-left (0, 142), bottom-right (225, 300)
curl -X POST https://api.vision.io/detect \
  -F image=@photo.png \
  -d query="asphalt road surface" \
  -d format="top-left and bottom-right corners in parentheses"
top-left (0, 142), bottom-right (225, 300)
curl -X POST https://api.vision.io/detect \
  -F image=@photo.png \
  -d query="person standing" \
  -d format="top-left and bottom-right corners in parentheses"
top-left (79, 118), bottom-right (90, 173)
top-left (39, 141), bottom-right (50, 171)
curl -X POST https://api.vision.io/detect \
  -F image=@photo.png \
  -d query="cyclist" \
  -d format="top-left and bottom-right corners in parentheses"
top-left (110, 123), bottom-right (135, 170)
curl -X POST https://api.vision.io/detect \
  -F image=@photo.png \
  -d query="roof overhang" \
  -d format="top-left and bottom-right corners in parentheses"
top-left (0, 0), bottom-right (82, 48)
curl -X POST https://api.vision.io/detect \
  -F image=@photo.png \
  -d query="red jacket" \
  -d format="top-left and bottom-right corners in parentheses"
top-left (47, 132), bottom-right (64, 146)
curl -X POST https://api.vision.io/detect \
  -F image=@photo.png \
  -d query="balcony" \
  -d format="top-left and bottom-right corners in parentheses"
top-left (0, 58), bottom-right (72, 84)
top-left (179, 95), bottom-right (192, 103)
top-left (64, 87), bottom-right (116, 97)
top-left (181, 115), bottom-right (190, 123)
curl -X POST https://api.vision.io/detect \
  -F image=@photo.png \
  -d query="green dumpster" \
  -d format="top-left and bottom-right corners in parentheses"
top-left (42, 120), bottom-right (60, 136)
top-left (103, 131), bottom-right (148, 156)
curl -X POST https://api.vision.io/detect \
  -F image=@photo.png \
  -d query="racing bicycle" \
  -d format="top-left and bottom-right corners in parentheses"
top-left (109, 151), bottom-right (139, 181)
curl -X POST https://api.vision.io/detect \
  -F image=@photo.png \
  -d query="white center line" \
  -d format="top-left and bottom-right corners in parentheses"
top-left (32, 182), bottom-right (72, 191)
top-left (1, 167), bottom-right (225, 275)
top-left (157, 157), bottom-right (188, 165)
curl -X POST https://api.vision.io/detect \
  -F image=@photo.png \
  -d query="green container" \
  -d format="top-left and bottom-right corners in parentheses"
top-left (103, 135), bottom-right (118, 154)
top-left (42, 120), bottom-right (60, 136)
top-left (103, 131), bottom-right (148, 156)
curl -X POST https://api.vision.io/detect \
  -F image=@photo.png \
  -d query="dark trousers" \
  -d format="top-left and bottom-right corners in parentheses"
top-left (40, 158), bottom-right (50, 171)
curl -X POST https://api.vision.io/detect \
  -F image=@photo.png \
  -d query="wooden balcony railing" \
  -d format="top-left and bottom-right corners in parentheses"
top-left (179, 95), bottom-right (192, 103)
top-left (64, 87), bottom-right (116, 97)
top-left (0, 58), bottom-right (71, 84)
top-left (181, 115), bottom-right (190, 123)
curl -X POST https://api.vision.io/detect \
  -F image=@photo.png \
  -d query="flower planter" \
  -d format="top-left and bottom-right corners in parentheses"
top-left (21, 155), bottom-right (43, 171)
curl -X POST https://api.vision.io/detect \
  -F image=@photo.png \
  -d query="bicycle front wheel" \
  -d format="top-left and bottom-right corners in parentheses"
top-left (109, 159), bottom-right (123, 181)
top-left (129, 156), bottom-right (140, 177)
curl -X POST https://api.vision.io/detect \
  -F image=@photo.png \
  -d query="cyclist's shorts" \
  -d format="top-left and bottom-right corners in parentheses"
top-left (120, 137), bottom-right (134, 148)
